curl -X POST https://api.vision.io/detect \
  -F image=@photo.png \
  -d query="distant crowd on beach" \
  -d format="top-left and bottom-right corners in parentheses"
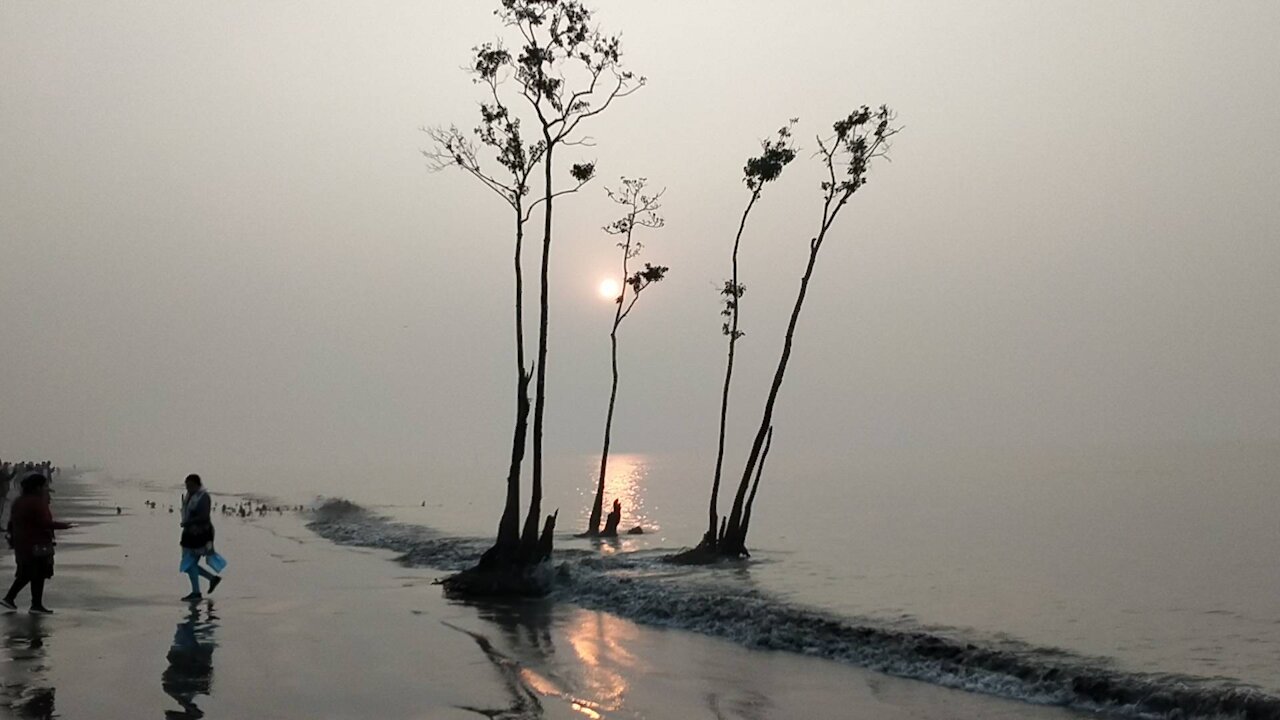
top-left (0, 459), bottom-right (61, 514)
top-left (142, 498), bottom-right (305, 518)
top-left (0, 459), bottom-right (61, 485)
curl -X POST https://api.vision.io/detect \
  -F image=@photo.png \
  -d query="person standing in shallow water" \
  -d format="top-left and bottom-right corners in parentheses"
top-left (2, 473), bottom-right (75, 614)
top-left (179, 474), bottom-right (222, 601)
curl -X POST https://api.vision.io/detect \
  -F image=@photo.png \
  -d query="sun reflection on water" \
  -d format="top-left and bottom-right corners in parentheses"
top-left (563, 609), bottom-right (640, 716)
top-left (577, 453), bottom-right (655, 542)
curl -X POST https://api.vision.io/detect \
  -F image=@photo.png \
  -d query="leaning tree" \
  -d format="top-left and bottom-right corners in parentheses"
top-left (702, 121), bottom-right (798, 550)
top-left (676, 107), bottom-right (899, 563)
top-left (720, 106), bottom-right (898, 558)
top-left (585, 177), bottom-right (667, 537)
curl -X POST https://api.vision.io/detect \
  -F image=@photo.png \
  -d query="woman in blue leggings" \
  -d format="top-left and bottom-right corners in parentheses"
top-left (179, 474), bottom-right (223, 601)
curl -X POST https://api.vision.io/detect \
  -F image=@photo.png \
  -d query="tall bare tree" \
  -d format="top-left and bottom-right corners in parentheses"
top-left (424, 69), bottom-right (543, 566)
top-left (479, 0), bottom-right (644, 558)
top-left (586, 177), bottom-right (667, 537)
top-left (434, 0), bottom-right (643, 589)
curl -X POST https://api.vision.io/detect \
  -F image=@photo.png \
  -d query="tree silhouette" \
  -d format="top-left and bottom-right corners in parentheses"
top-left (585, 177), bottom-right (667, 537)
top-left (479, 0), bottom-right (644, 561)
top-left (718, 106), bottom-right (898, 558)
top-left (702, 121), bottom-right (797, 550)
top-left (672, 107), bottom-right (899, 564)
top-left (430, 0), bottom-right (643, 591)
top-left (424, 78), bottom-right (543, 567)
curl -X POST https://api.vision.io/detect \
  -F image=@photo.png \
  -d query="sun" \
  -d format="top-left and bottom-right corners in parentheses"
top-left (597, 278), bottom-right (621, 301)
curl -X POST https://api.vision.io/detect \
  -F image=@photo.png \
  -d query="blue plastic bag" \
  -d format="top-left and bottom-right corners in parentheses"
top-left (206, 551), bottom-right (228, 573)
top-left (180, 549), bottom-right (227, 574)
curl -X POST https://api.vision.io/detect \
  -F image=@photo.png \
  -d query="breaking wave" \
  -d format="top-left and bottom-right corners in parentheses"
top-left (307, 499), bottom-right (1280, 720)
top-left (307, 498), bottom-right (487, 572)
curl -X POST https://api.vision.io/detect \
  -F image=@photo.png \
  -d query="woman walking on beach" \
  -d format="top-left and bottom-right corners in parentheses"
top-left (2, 473), bottom-right (74, 614)
top-left (180, 474), bottom-right (224, 601)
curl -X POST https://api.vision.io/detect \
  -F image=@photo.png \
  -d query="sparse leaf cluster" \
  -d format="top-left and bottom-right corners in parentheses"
top-left (603, 176), bottom-right (667, 324)
top-left (819, 105), bottom-right (897, 198)
top-left (720, 281), bottom-right (745, 338)
top-left (571, 161), bottom-right (597, 183)
top-left (628, 262), bottom-right (668, 295)
top-left (494, 0), bottom-right (644, 146)
top-left (604, 177), bottom-right (665, 250)
top-left (744, 119), bottom-right (799, 191)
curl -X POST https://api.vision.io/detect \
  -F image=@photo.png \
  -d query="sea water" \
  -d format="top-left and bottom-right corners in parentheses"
top-left (244, 441), bottom-right (1280, 717)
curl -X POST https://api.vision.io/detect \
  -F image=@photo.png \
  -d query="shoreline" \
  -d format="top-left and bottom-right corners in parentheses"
top-left (0, 472), bottom-right (1091, 719)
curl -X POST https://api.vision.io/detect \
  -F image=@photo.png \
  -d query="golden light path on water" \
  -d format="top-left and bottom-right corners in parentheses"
top-left (510, 610), bottom-right (637, 718)
top-left (565, 610), bottom-right (639, 717)
top-left (576, 453), bottom-right (655, 553)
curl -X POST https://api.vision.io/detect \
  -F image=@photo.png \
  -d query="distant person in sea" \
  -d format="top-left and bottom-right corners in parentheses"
top-left (179, 474), bottom-right (226, 602)
top-left (2, 472), bottom-right (75, 614)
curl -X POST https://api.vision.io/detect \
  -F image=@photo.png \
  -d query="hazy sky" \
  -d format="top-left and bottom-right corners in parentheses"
top-left (3, 1), bottom-right (1278, 490)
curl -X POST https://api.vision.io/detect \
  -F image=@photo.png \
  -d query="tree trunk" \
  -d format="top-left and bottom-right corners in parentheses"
top-left (496, 211), bottom-right (528, 553)
top-left (489, 370), bottom-right (530, 561)
top-left (522, 140), bottom-right (554, 559)
top-left (479, 368), bottom-right (530, 570)
top-left (536, 510), bottom-right (557, 563)
top-left (738, 425), bottom-right (772, 547)
top-left (588, 327), bottom-right (621, 535)
top-left (706, 192), bottom-right (759, 546)
top-left (723, 235), bottom-right (823, 556)
top-left (601, 500), bottom-right (621, 537)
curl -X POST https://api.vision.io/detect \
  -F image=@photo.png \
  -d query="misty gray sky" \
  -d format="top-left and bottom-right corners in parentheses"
top-left (3, 1), bottom-right (1278, 490)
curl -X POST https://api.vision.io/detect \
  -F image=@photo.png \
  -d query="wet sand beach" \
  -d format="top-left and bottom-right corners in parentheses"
top-left (0, 473), bottom-right (1087, 719)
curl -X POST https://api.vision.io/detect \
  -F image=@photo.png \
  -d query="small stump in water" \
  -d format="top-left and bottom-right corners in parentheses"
top-left (600, 499), bottom-right (622, 537)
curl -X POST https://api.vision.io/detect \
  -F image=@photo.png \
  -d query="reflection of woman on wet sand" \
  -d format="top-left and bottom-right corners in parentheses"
top-left (162, 604), bottom-right (217, 719)
top-left (1, 614), bottom-right (56, 717)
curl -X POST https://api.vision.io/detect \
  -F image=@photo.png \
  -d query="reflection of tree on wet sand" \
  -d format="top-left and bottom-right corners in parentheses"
top-left (161, 602), bottom-right (218, 719)
top-left (475, 601), bottom-right (556, 662)
top-left (563, 610), bottom-right (635, 716)
top-left (451, 602), bottom-right (645, 719)
top-left (445, 620), bottom-right (543, 720)
top-left (707, 689), bottom-right (771, 720)
top-left (1, 615), bottom-right (55, 718)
